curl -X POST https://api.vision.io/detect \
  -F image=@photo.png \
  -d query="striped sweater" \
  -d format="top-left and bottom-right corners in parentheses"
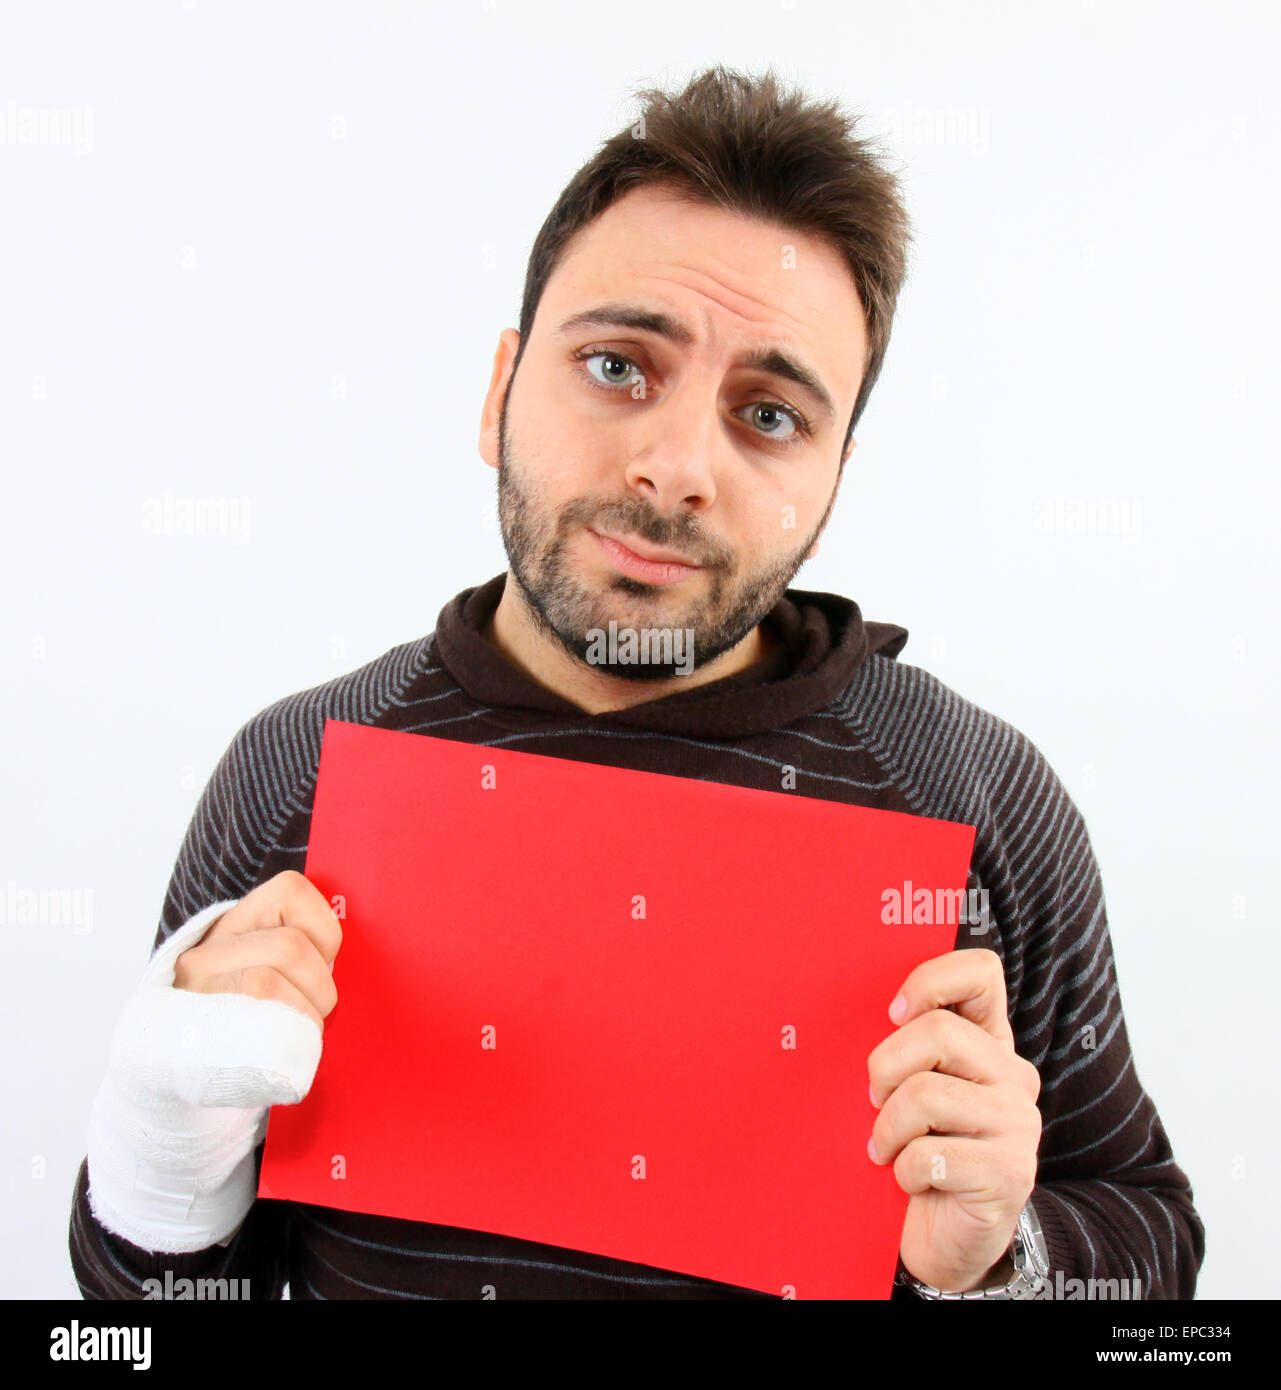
top-left (69, 572), bottom-right (1205, 1299)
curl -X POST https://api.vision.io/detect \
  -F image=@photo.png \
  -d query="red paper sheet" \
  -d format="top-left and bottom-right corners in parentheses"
top-left (258, 719), bottom-right (976, 1298)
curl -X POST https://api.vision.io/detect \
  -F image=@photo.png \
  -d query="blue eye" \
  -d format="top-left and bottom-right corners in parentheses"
top-left (582, 351), bottom-right (643, 388)
top-left (573, 348), bottom-right (812, 445)
top-left (743, 402), bottom-right (797, 440)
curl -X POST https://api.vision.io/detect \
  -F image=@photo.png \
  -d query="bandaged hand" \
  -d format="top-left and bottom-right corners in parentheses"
top-left (86, 871), bottom-right (342, 1254)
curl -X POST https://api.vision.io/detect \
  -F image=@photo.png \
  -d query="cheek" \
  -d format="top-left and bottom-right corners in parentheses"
top-left (531, 413), bottom-right (619, 489)
top-left (764, 499), bottom-right (807, 549)
top-left (509, 380), bottom-right (585, 469)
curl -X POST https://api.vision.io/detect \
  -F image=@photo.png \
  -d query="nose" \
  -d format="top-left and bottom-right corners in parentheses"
top-left (620, 383), bottom-right (720, 518)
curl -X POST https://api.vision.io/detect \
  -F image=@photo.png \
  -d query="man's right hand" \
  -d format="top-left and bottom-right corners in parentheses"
top-left (84, 870), bottom-right (340, 1252)
top-left (172, 869), bottom-right (343, 1034)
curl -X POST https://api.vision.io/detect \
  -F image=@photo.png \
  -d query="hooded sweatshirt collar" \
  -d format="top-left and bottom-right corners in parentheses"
top-left (433, 572), bottom-right (907, 739)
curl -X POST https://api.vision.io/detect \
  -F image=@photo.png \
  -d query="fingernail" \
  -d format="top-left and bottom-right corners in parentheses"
top-left (889, 994), bottom-right (907, 1023)
top-left (869, 1082), bottom-right (879, 1109)
top-left (867, 1135), bottom-right (880, 1163)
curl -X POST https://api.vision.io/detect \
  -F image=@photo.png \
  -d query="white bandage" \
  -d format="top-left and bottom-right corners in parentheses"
top-left (85, 898), bottom-right (324, 1254)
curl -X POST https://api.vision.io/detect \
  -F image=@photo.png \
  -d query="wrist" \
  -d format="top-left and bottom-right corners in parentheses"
top-left (897, 1201), bottom-right (1049, 1300)
top-left (86, 1068), bottom-right (266, 1253)
top-left (960, 1249), bottom-right (1015, 1292)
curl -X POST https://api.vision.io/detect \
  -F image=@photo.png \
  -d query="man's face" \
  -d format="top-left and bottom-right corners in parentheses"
top-left (479, 183), bottom-right (868, 682)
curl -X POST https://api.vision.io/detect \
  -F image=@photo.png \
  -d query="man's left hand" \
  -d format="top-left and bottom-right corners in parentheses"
top-left (867, 947), bottom-right (1042, 1292)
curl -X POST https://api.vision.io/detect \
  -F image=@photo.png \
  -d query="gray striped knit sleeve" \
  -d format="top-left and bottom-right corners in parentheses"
top-left (842, 656), bottom-right (1205, 1299)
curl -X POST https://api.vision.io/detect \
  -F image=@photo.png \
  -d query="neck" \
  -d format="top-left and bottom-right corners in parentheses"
top-left (482, 571), bottom-right (778, 715)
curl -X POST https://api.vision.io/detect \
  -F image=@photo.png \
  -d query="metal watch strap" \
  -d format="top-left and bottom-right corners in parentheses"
top-left (894, 1200), bottom-right (1050, 1300)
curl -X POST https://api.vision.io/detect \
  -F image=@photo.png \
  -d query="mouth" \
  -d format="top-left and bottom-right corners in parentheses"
top-left (589, 528), bottom-right (704, 586)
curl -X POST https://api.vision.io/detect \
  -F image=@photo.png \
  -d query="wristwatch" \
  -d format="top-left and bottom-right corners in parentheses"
top-left (894, 1200), bottom-right (1049, 1300)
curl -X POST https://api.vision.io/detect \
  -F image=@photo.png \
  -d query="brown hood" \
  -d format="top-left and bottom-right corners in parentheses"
top-left (433, 572), bottom-right (908, 740)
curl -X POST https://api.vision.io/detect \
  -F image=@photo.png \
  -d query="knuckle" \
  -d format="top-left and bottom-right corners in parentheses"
top-left (999, 1094), bottom-right (1041, 1156)
top-left (277, 924), bottom-right (313, 962)
top-left (983, 950), bottom-right (1007, 993)
top-left (1023, 1091), bottom-right (1043, 1132)
top-left (172, 949), bottom-right (199, 989)
top-left (1021, 1056), bottom-right (1042, 1099)
top-left (1017, 1154), bottom-right (1039, 1195)
top-left (901, 1070), bottom-right (934, 1106)
top-left (202, 907), bottom-right (236, 940)
top-left (929, 1008), bottom-right (959, 1048)
top-left (271, 869), bottom-right (308, 909)
top-left (242, 964), bottom-right (285, 1001)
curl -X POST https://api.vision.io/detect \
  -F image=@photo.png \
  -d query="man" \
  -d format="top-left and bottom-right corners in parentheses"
top-left (70, 65), bottom-right (1203, 1300)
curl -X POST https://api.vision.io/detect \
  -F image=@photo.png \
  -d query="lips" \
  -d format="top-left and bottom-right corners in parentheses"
top-left (592, 529), bottom-right (700, 567)
top-left (589, 528), bottom-right (705, 587)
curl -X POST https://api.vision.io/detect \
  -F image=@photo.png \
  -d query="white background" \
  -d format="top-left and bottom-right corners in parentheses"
top-left (2, 1), bottom-right (1275, 1300)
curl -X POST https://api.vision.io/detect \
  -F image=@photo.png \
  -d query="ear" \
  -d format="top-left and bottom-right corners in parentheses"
top-left (479, 328), bottom-right (522, 470)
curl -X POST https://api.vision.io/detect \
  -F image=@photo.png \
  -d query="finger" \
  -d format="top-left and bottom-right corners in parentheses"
top-left (218, 870), bottom-right (343, 966)
top-left (870, 1071), bottom-right (999, 1160)
top-left (240, 927), bottom-right (339, 1019)
top-left (869, 1006), bottom-right (1026, 1102)
top-left (180, 925), bottom-right (339, 1021)
top-left (211, 963), bottom-right (328, 1033)
top-left (889, 1134), bottom-right (1038, 1206)
top-left (887, 947), bottom-right (1011, 1044)
top-left (870, 1071), bottom-right (1040, 1167)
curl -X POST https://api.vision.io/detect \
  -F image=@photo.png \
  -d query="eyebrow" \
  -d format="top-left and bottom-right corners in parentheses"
top-left (552, 302), bottom-right (837, 428)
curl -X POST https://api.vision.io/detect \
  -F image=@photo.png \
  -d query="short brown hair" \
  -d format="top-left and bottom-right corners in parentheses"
top-left (516, 64), bottom-right (913, 457)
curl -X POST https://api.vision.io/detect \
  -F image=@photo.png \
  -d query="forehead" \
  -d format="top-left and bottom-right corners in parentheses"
top-left (537, 184), bottom-right (867, 379)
